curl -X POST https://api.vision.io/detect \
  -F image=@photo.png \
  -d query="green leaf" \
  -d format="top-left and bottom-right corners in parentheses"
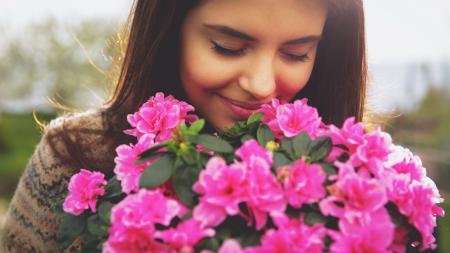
top-left (104, 176), bottom-right (123, 199)
top-left (309, 136), bottom-right (332, 162)
top-left (138, 142), bottom-right (168, 159)
top-left (181, 211), bottom-right (193, 221)
top-left (166, 141), bottom-right (178, 152)
top-left (139, 154), bottom-right (175, 189)
top-left (135, 151), bottom-right (165, 165)
top-left (273, 152), bottom-right (291, 169)
top-left (189, 119), bottom-right (205, 133)
top-left (304, 211), bottom-right (327, 225)
top-left (320, 163), bottom-right (337, 176)
top-left (180, 145), bottom-right (199, 166)
top-left (173, 167), bottom-right (198, 207)
top-left (292, 132), bottom-right (312, 158)
top-left (247, 112), bottom-right (264, 125)
top-left (57, 213), bottom-right (87, 250)
top-left (256, 124), bottom-right (274, 146)
top-left (87, 215), bottom-right (108, 237)
top-left (98, 201), bottom-right (114, 224)
top-left (189, 134), bottom-right (233, 153)
top-left (240, 134), bottom-right (254, 144)
top-left (280, 138), bottom-right (295, 159)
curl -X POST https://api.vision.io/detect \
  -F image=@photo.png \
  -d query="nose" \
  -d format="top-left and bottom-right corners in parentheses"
top-left (238, 54), bottom-right (277, 100)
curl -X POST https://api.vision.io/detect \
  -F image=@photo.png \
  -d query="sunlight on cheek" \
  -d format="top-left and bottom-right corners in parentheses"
top-left (183, 48), bottom-right (241, 90)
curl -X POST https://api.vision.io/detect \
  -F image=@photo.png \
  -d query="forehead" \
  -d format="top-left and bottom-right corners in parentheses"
top-left (189, 0), bottom-right (328, 40)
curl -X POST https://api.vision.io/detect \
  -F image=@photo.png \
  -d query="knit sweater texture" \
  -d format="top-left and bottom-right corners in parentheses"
top-left (0, 109), bottom-right (123, 252)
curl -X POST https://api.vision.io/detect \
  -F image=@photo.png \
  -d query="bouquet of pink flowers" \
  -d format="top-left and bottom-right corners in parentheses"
top-left (56, 92), bottom-right (445, 253)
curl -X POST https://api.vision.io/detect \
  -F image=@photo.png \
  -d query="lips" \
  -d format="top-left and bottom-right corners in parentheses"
top-left (217, 94), bottom-right (266, 120)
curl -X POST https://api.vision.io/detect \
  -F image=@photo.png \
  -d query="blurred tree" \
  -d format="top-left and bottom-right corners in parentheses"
top-left (0, 18), bottom-right (120, 110)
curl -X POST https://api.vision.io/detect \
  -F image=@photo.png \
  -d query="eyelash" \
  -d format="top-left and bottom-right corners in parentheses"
top-left (210, 40), bottom-right (309, 62)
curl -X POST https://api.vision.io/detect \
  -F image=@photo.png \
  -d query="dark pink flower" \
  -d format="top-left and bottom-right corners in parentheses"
top-left (279, 158), bottom-right (326, 208)
top-left (248, 212), bottom-right (326, 253)
top-left (125, 92), bottom-right (198, 142)
top-left (276, 98), bottom-right (321, 138)
top-left (157, 218), bottom-right (215, 252)
top-left (63, 169), bottom-right (106, 216)
top-left (114, 134), bottom-right (158, 194)
top-left (103, 189), bottom-right (182, 253)
top-left (193, 157), bottom-right (248, 227)
top-left (245, 159), bottom-right (286, 230)
top-left (351, 127), bottom-right (393, 177)
top-left (329, 208), bottom-right (394, 253)
top-left (235, 139), bottom-right (273, 168)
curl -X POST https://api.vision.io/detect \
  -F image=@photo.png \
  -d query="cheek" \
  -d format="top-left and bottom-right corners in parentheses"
top-left (277, 61), bottom-right (315, 98)
top-left (180, 35), bottom-right (238, 90)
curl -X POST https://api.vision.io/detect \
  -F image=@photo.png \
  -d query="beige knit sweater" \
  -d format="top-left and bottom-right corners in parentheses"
top-left (0, 109), bottom-right (123, 253)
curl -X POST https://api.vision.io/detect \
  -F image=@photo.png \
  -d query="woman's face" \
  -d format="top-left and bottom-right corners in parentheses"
top-left (180, 0), bottom-right (327, 131)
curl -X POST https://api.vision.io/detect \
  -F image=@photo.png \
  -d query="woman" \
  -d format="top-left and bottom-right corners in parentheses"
top-left (1, 0), bottom-right (366, 252)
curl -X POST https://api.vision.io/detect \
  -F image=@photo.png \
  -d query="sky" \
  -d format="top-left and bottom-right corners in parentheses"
top-left (1, 0), bottom-right (449, 64)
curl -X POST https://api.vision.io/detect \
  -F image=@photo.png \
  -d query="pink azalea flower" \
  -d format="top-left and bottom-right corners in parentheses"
top-left (276, 98), bottom-right (321, 138)
top-left (245, 159), bottom-right (286, 230)
top-left (329, 208), bottom-right (394, 253)
top-left (217, 239), bottom-right (245, 253)
top-left (114, 134), bottom-right (158, 194)
top-left (350, 127), bottom-right (393, 177)
top-left (388, 227), bottom-right (409, 253)
top-left (320, 162), bottom-right (387, 223)
top-left (248, 212), bottom-right (326, 253)
top-left (385, 145), bottom-right (426, 182)
top-left (321, 117), bottom-right (366, 161)
top-left (125, 92), bottom-right (198, 142)
top-left (279, 158), bottom-right (326, 208)
top-left (259, 98), bottom-right (284, 139)
top-left (156, 218), bottom-right (215, 252)
top-left (104, 189), bottom-right (182, 253)
top-left (235, 139), bottom-right (273, 168)
top-left (63, 169), bottom-right (106, 216)
top-left (193, 157), bottom-right (248, 227)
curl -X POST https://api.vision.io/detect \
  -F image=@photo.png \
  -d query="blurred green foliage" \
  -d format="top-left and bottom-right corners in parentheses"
top-left (0, 113), bottom-right (55, 199)
top-left (0, 18), bottom-right (119, 109)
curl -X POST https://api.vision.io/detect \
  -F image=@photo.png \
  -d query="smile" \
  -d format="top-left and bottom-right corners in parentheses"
top-left (217, 94), bottom-right (264, 120)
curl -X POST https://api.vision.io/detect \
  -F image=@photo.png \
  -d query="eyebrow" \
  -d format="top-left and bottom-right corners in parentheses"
top-left (203, 24), bottom-right (321, 45)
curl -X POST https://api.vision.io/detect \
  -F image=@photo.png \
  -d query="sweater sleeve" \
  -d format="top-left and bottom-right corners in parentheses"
top-left (0, 109), bottom-right (118, 253)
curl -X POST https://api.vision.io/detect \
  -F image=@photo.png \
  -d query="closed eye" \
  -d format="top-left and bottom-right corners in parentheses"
top-left (281, 52), bottom-right (309, 62)
top-left (210, 40), bottom-right (246, 56)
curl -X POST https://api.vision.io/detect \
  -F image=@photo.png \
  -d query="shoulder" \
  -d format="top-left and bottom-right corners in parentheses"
top-left (0, 108), bottom-right (127, 252)
top-left (42, 107), bottom-right (126, 173)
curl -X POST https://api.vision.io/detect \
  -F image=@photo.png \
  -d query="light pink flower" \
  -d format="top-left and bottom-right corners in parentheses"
top-left (125, 92), bottom-right (198, 142)
top-left (157, 218), bottom-right (215, 252)
top-left (329, 208), bottom-right (394, 253)
top-left (63, 169), bottom-right (106, 216)
top-left (276, 98), bottom-right (321, 138)
top-left (248, 212), bottom-right (326, 253)
top-left (193, 157), bottom-right (247, 227)
top-left (114, 134), bottom-right (158, 194)
top-left (279, 158), bottom-right (326, 208)
top-left (104, 189), bottom-right (182, 253)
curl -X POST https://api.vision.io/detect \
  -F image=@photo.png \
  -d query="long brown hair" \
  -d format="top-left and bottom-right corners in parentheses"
top-left (54, 0), bottom-right (367, 169)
